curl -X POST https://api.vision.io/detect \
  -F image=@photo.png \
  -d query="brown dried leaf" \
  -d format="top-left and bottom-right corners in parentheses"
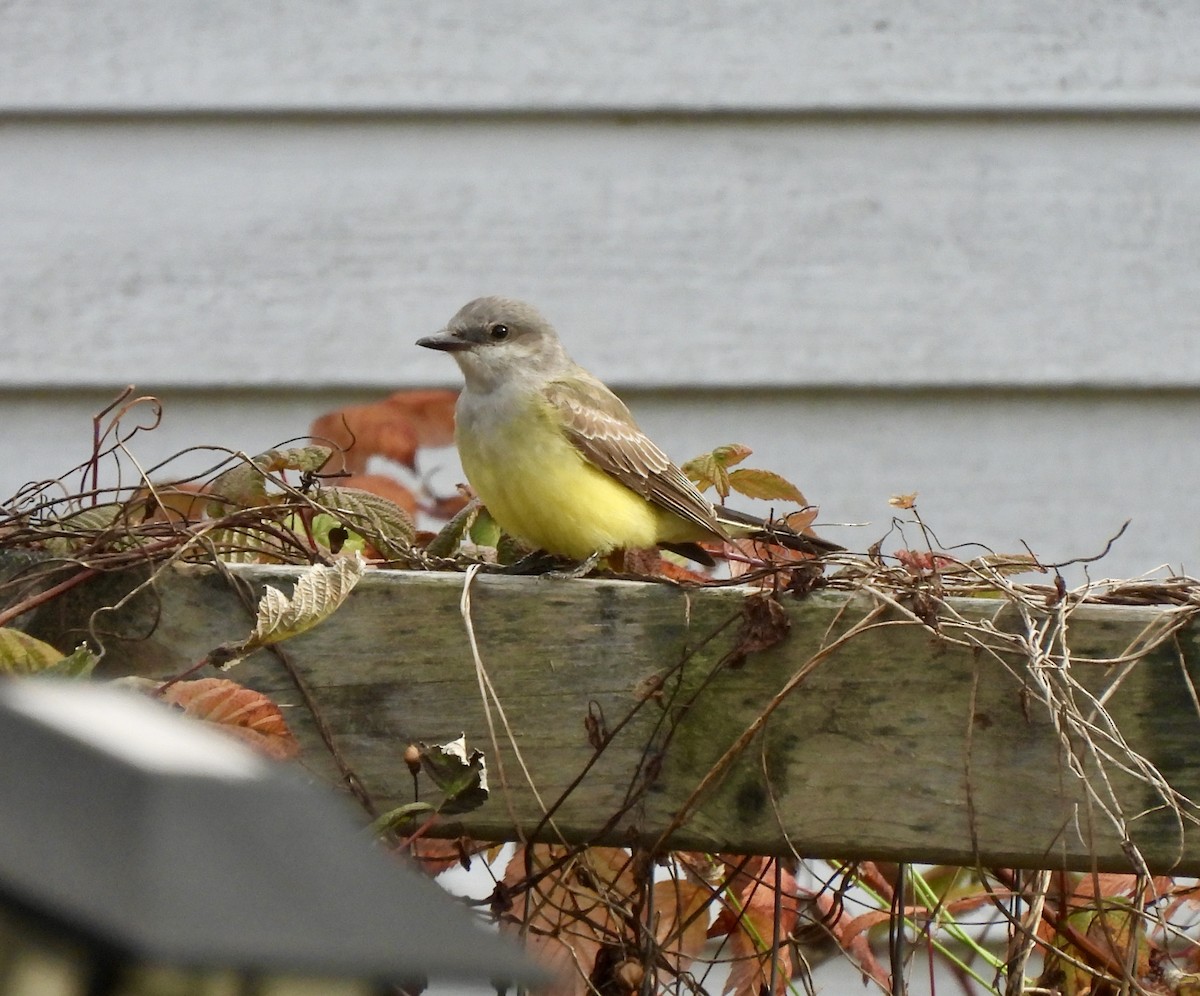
top-left (619, 547), bottom-right (712, 583)
top-left (652, 877), bottom-right (713, 976)
top-left (889, 492), bottom-right (918, 509)
top-left (811, 889), bottom-right (893, 990)
top-left (138, 482), bottom-right (210, 524)
top-left (714, 857), bottom-right (799, 996)
top-left (311, 389), bottom-right (458, 474)
top-left (727, 468), bottom-right (808, 504)
top-left (501, 844), bottom-right (625, 996)
top-left (378, 389), bottom-right (458, 447)
top-left (408, 837), bottom-right (489, 878)
top-left (158, 677), bottom-right (300, 760)
top-left (721, 591), bottom-right (790, 668)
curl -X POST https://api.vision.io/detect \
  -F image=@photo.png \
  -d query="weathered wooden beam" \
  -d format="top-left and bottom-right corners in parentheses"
top-left (22, 563), bottom-right (1200, 874)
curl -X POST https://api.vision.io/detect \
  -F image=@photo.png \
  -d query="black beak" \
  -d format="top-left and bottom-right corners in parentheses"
top-left (417, 329), bottom-right (472, 352)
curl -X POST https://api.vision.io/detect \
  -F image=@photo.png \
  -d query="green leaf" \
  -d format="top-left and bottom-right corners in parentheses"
top-left (419, 735), bottom-right (489, 815)
top-left (727, 468), bottom-right (808, 504)
top-left (681, 444), bottom-right (754, 500)
top-left (41, 503), bottom-right (130, 555)
top-left (467, 506), bottom-right (502, 548)
top-left (0, 628), bottom-right (66, 674)
top-left (369, 802), bottom-right (437, 837)
top-left (710, 443), bottom-right (753, 469)
top-left (424, 499), bottom-right (481, 559)
top-left (208, 445), bottom-right (333, 513)
top-left (43, 644), bottom-right (100, 678)
top-left (301, 513), bottom-right (368, 556)
top-left (315, 486), bottom-right (415, 559)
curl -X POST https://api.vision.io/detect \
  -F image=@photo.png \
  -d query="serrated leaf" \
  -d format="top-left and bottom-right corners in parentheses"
top-left (424, 499), bottom-right (482, 558)
top-left (41, 503), bottom-right (129, 555)
top-left (727, 467), bottom-right (808, 504)
top-left (315, 486), bottom-right (415, 558)
top-left (681, 452), bottom-right (730, 499)
top-left (156, 677), bottom-right (300, 760)
top-left (0, 628), bottom-right (66, 674)
top-left (710, 443), bottom-right (753, 469)
top-left (419, 735), bottom-right (489, 815)
top-left (681, 444), bottom-right (753, 500)
top-left (208, 446), bottom-right (333, 513)
top-left (207, 463), bottom-right (269, 514)
top-left (244, 554), bottom-right (365, 651)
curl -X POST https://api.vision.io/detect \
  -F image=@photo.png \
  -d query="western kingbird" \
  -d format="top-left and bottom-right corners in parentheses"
top-left (417, 297), bottom-right (841, 565)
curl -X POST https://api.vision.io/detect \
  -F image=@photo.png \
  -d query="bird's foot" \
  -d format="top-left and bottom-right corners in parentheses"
top-left (541, 551), bottom-right (603, 581)
top-left (497, 550), bottom-right (565, 575)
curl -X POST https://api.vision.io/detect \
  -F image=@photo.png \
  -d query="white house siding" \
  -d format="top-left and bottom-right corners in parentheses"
top-left (2, 1), bottom-right (1197, 581)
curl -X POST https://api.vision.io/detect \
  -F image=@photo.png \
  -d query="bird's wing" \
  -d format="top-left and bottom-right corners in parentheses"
top-left (542, 374), bottom-right (727, 538)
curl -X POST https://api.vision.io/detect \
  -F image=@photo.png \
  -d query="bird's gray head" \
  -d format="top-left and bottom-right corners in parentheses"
top-left (417, 297), bottom-right (572, 391)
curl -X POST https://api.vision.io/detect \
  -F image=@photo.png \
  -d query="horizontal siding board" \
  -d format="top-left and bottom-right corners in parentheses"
top-left (2, 1), bottom-right (1199, 112)
top-left (3, 117), bottom-right (1198, 389)
top-left (3, 387), bottom-right (1197, 584)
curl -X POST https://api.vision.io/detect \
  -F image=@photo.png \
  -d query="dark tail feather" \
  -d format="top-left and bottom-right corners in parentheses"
top-left (714, 506), bottom-right (844, 555)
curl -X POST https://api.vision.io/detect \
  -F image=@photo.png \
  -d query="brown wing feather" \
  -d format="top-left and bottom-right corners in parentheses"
top-left (542, 375), bottom-right (728, 538)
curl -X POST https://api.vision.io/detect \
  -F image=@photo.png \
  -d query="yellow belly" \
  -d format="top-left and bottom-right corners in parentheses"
top-left (456, 397), bottom-right (686, 559)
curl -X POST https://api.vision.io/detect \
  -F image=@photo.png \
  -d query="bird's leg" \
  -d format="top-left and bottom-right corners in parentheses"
top-left (542, 551), bottom-right (603, 581)
top-left (498, 550), bottom-right (566, 575)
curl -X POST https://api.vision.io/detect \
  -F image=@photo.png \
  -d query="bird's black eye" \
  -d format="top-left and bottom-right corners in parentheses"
top-left (489, 323), bottom-right (510, 341)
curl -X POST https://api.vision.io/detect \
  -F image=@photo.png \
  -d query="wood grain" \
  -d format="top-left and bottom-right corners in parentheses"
top-left (29, 563), bottom-right (1200, 873)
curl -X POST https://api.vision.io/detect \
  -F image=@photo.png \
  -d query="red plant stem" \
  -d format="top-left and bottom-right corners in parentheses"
top-left (0, 567), bottom-right (101, 628)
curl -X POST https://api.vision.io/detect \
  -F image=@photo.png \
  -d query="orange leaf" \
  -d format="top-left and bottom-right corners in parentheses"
top-left (158, 678), bottom-right (300, 760)
top-left (500, 844), bottom-right (623, 996)
top-left (311, 389), bottom-right (458, 474)
top-left (715, 856), bottom-right (800, 995)
top-left (811, 889), bottom-right (893, 990)
top-left (407, 837), bottom-right (489, 878)
top-left (619, 547), bottom-right (712, 583)
top-left (652, 877), bottom-right (714, 976)
top-left (727, 468), bottom-right (808, 504)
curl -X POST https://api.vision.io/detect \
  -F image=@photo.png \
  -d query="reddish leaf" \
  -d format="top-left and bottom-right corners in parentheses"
top-left (714, 856), bottom-right (799, 995)
top-left (727, 468), bottom-right (808, 504)
top-left (500, 844), bottom-right (630, 996)
top-left (379, 389), bottom-right (459, 447)
top-left (158, 677), bottom-right (300, 760)
top-left (311, 389), bottom-right (458, 474)
top-left (619, 547), bottom-right (712, 583)
top-left (652, 877), bottom-right (714, 978)
top-left (811, 890), bottom-right (893, 990)
top-left (408, 837), bottom-right (489, 878)
top-left (721, 592), bottom-right (790, 668)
